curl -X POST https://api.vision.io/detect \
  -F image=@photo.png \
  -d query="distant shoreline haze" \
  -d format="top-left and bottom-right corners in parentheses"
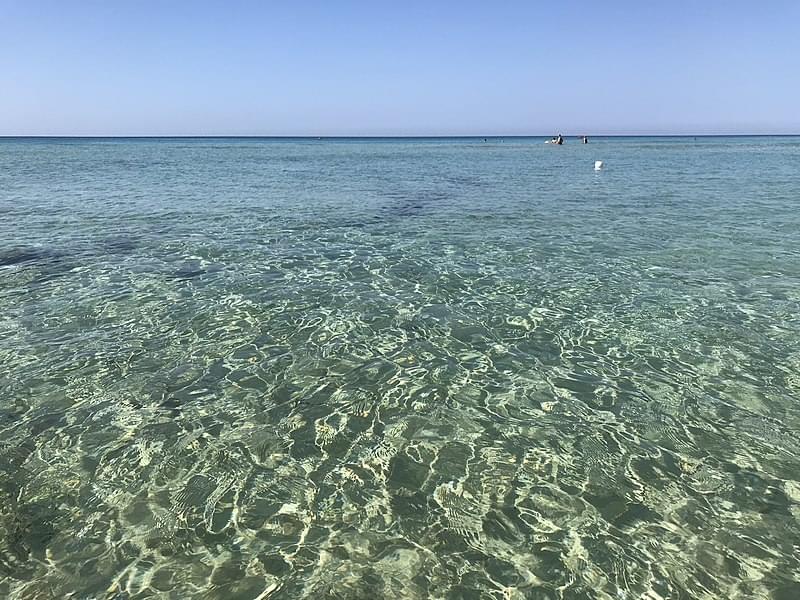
top-left (2, 134), bottom-right (800, 140)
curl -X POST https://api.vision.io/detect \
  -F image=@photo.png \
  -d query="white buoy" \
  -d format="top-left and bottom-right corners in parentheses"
top-left (594, 160), bottom-right (604, 171)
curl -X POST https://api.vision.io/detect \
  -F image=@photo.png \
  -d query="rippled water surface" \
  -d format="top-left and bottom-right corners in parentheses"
top-left (2, 136), bottom-right (800, 599)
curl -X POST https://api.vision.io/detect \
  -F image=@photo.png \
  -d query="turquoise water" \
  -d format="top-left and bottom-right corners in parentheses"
top-left (1, 136), bottom-right (799, 599)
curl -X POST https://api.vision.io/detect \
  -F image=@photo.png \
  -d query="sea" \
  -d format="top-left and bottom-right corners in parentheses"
top-left (1, 136), bottom-right (799, 599)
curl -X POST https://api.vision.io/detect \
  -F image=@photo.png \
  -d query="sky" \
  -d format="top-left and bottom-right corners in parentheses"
top-left (1, 0), bottom-right (799, 136)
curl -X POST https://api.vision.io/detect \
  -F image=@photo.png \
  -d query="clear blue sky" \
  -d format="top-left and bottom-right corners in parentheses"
top-left (2, 0), bottom-right (798, 136)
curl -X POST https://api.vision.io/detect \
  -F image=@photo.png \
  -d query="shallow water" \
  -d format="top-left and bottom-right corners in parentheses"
top-left (1, 136), bottom-right (800, 599)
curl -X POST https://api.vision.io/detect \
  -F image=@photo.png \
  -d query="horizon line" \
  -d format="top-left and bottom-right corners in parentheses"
top-left (2, 133), bottom-right (800, 139)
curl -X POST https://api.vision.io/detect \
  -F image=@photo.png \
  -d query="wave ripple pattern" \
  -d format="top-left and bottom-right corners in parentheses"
top-left (1, 137), bottom-right (800, 599)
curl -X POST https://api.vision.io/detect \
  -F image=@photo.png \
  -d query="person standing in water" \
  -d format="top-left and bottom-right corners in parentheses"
top-left (582, 136), bottom-right (588, 144)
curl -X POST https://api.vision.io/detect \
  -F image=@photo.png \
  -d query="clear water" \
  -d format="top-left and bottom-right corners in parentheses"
top-left (1, 136), bottom-right (799, 599)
